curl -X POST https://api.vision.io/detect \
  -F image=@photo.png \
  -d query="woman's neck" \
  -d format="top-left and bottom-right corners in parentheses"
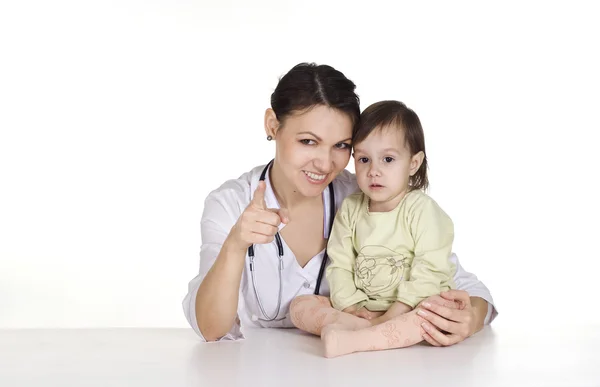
top-left (269, 161), bottom-right (317, 211)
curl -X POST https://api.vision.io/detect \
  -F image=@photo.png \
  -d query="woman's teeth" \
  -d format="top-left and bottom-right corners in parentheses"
top-left (304, 171), bottom-right (326, 180)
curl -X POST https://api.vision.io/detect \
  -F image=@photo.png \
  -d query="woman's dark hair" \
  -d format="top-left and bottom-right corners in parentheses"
top-left (354, 100), bottom-right (429, 191)
top-left (270, 63), bottom-right (360, 129)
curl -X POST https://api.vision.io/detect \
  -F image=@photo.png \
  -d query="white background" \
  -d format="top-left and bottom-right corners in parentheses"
top-left (1, 0), bottom-right (599, 328)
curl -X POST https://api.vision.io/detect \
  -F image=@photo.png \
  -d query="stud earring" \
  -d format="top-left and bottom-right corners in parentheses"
top-left (267, 135), bottom-right (273, 141)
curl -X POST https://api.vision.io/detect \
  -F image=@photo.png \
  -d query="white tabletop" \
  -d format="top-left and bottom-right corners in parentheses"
top-left (1, 324), bottom-right (598, 387)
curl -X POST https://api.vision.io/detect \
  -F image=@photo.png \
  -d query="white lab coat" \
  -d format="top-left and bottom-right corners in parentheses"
top-left (182, 164), bottom-right (498, 341)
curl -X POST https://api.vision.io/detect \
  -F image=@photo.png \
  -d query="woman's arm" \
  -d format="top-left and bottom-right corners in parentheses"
top-left (193, 181), bottom-right (286, 341)
top-left (195, 236), bottom-right (247, 341)
top-left (470, 296), bottom-right (489, 332)
top-left (414, 252), bottom-right (498, 346)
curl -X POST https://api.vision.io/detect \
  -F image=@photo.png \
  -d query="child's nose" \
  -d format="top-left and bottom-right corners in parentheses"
top-left (368, 166), bottom-right (381, 177)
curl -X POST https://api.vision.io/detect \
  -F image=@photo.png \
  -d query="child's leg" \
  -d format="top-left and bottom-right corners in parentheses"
top-left (289, 295), bottom-right (372, 336)
top-left (321, 310), bottom-right (426, 358)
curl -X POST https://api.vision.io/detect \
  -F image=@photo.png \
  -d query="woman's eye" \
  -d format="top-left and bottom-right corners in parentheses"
top-left (300, 139), bottom-right (316, 145)
top-left (384, 157), bottom-right (394, 163)
top-left (335, 142), bottom-right (351, 150)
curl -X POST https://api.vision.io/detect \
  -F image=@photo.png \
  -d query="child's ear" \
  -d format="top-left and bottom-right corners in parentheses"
top-left (409, 151), bottom-right (425, 176)
top-left (264, 108), bottom-right (280, 139)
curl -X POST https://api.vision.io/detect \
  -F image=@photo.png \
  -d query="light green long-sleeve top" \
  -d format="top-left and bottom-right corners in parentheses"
top-left (326, 190), bottom-right (456, 311)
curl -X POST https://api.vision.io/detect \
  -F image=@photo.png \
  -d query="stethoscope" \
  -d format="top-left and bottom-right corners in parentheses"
top-left (248, 160), bottom-right (335, 322)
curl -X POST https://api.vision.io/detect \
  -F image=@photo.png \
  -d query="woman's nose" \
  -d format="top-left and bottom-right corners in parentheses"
top-left (314, 149), bottom-right (334, 173)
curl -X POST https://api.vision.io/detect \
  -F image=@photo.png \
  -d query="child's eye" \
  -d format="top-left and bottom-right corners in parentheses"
top-left (300, 139), bottom-right (316, 145)
top-left (335, 142), bottom-right (351, 150)
top-left (384, 157), bottom-right (394, 163)
top-left (358, 157), bottom-right (369, 163)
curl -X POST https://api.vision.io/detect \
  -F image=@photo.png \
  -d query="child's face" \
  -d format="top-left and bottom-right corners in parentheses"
top-left (353, 126), bottom-right (423, 212)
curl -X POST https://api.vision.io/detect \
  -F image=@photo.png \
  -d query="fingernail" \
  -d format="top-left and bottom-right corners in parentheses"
top-left (421, 322), bottom-right (430, 331)
top-left (417, 309), bottom-right (427, 317)
top-left (422, 302), bottom-right (431, 308)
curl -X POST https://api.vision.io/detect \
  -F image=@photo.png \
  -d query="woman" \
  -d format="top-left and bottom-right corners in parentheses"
top-left (182, 62), bottom-right (498, 344)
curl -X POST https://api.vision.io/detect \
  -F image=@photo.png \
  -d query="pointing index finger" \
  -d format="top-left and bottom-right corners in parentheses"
top-left (251, 181), bottom-right (267, 209)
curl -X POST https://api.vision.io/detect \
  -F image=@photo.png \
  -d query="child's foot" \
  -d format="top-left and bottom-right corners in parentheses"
top-left (321, 326), bottom-right (355, 358)
top-left (320, 323), bottom-right (349, 335)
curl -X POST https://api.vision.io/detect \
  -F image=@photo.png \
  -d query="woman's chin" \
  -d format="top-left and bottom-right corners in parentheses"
top-left (296, 179), bottom-right (329, 197)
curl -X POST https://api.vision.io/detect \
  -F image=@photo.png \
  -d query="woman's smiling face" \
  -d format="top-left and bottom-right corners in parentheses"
top-left (266, 105), bottom-right (353, 198)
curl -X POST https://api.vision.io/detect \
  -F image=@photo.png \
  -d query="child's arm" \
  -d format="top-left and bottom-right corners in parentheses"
top-left (395, 195), bottom-right (455, 308)
top-left (325, 197), bottom-right (369, 312)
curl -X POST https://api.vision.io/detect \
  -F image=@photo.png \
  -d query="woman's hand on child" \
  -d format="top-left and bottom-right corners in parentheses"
top-left (416, 290), bottom-right (482, 347)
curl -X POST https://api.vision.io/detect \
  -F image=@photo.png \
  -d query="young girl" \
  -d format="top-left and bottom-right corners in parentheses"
top-left (290, 100), bottom-right (460, 358)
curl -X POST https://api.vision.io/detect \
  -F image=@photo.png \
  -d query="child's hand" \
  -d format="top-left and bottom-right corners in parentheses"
top-left (369, 302), bottom-right (413, 326)
top-left (343, 305), bottom-right (384, 320)
top-left (342, 304), bottom-right (360, 314)
top-left (389, 301), bottom-right (413, 316)
top-left (354, 308), bottom-right (384, 320)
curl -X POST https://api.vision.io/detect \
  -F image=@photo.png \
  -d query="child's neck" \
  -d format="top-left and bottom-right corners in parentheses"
top-left (368, 190), bottom-right (409, 212)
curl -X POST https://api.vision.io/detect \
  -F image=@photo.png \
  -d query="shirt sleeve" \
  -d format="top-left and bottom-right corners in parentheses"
top-left (451, 253), bottom-right (499, 324)
top-left (326, 197), bottom-right (370, 311)
top-left (182, 192), bottom-right (245, 342)
top-left (396, 196), bottom-right (455, 308)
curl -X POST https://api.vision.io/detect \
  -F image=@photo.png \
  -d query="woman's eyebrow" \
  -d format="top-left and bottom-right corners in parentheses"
top-left (296, 131), bottom-right (322, 141)
top-left (296, 132), bottom-right (352, 143)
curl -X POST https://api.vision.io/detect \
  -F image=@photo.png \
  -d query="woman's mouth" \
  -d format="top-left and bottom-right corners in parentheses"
top-left (303, 170), bottom-right (327, 184)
